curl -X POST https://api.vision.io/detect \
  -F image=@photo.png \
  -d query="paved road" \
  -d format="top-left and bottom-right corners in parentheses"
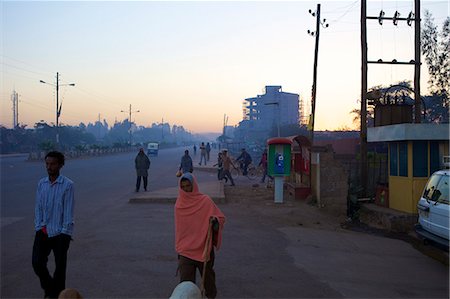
top-left (1, 149), bottom-right (448, 298)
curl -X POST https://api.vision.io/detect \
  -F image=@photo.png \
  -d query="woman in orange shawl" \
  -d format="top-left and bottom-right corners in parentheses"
top-left (174, 173), bottom-right (225, 299)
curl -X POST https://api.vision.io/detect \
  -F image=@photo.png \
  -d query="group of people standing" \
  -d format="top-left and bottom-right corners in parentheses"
top-left (32, 145), bottom-right (273, 298)
top-left (138, 144), bottom-right (270, 192)
top-left (198, 142), bottom-right (211, 166)
top-left (32, 150), bottom-right (225, 299)
top-left (214, 148), bottom-right (270, 186)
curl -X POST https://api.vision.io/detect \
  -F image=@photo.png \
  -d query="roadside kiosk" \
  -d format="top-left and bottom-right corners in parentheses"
top-left (368, 123), bottom-right (449, 213)
top-left (267, 138), bottom-right (292, 203)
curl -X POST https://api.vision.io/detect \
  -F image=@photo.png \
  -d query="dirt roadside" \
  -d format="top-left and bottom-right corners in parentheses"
top-left (223, 180), bottom-right (449, 265)
top-left (223, 180), bottom-right (347, 231)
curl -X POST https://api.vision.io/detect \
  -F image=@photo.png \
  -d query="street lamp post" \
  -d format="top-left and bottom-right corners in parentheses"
top-left (265, 102), bottom-right (280, 137)
top-left (121, 104), bottom-right (140, 146)
top-left (40, 72), bottom-right (75, 147)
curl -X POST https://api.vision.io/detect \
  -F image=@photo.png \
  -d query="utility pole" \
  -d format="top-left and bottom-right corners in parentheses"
top-left (307, 3), bottom-right (328, 145)
top-left (361, 0), bottom-right (420, 194)
top-left (414, 0), bottom-right (421, 123)
top-left (11, 90), bottom-right (19, 128)
top-left (361, 0), bottom-right (368, 195)
top-left (40, 72), bottom-right (75, 147)
top-left (121, 104), bottom-right (139, 146)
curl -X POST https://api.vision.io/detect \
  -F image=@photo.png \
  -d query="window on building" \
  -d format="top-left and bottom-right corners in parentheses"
top-left (430, 141), bottom-right (440, 174)
top-left (399, 141), bottom-right (408, 177)
top-left (413, 141), bottom-right (428, 177)
top-left (390, 143), bottom-right (398, 176)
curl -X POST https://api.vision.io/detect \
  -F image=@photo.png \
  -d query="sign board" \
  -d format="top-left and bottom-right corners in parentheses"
top-left (268, 142), bottom-right (291, 176)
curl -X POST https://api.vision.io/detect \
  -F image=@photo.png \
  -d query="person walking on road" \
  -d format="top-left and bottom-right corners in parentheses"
top-left (258, 149), bottom-right (270, 183)
top-left (175, 173), bottom-right (226, 299)
top-left (193, 145), bottom-right (197, 156)
top-left (32, 151), bottom-right (74, 299)
top-left (221, 150), bottom-right (235, 186)
top-left (213, 152), bottom-right (227, 183)
top-left (206, 142), bottom-right (211, 161)
top-left (179, 150), bottom-right (194, 174)
top-left (236, 148), bottom-right (252, 176)
top-left (135, 148), bottom-right (151, 192)
top-left (199, 142), bottom-right (207, 166)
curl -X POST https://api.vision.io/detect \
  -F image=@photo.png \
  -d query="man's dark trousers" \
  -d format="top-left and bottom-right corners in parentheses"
top-left (32, 231), bottom-right (71, 298)
top-left (136, 176), bottom-right (148, 191)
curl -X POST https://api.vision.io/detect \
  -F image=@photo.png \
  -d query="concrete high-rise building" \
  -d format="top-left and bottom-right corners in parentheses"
top-left (237, 86), bottom-right (300, 140)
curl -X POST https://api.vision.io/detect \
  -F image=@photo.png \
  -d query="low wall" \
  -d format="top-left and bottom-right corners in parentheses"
top-left (312, 145), bottom-right (349, 217)
top-left (27, 147), bottom-right (137, 161)
top-left (359, 203), bottom-right (417, 233)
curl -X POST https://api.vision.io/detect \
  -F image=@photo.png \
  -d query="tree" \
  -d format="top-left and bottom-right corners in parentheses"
top-left (421, 10), bottom-right (449, 122)
top-left (350, 108), bottom-right (375, 130)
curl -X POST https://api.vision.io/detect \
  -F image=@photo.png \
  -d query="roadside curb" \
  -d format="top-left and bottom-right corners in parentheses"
top-left (359, 203), bottom-right (417, 233)
top-left (128, 180), bottom-right (225, 204)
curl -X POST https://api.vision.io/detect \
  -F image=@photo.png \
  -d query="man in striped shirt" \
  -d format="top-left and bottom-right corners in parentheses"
top-left (32, 151), bottom-right (74, 298)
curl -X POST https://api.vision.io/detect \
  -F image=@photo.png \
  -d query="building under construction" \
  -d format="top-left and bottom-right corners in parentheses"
top-left (235, 85), bottom-right (300, 141)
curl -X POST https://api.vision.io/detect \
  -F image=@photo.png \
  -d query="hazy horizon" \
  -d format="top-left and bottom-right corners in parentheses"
top-left (2, 1), bottom-right (449, 133)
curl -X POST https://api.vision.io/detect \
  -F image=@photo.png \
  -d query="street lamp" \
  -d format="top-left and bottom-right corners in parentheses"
top-left (265, 102), bottom-right (280, 137)
top-left (121, 104), bottom-right (140, 146)
top-left (40, 72), bottom-right (75, 146)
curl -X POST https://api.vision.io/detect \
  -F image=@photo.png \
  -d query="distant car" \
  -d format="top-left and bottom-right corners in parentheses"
top-left (147, 142), bottom-right (159, 157)
top-left (415, 169), bottom-right (449, 247)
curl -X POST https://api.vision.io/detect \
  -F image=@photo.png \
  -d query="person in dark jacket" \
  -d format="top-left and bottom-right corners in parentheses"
top-left (236, 148), bottom-right (252, 176)
top-left (135, 148), bottom-right (151, 192)
top-left (206, 142), bottom-right (211, 161)
top-left (258, 149), bottom-right (270, 183)
top-left (179, 150), bottom-right (194, 174)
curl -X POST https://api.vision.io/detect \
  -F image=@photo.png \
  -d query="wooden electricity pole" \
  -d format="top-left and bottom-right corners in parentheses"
top-left (360, 0), bottom-right (420, 195)
top-left (308, 3), bottom-right (328, 145)
top-left (310, 3), bottom-right (321, 146)
top-left (414, 0), bottom-right (421, 123)
top-left (361, 0), bottom-right (368, 193)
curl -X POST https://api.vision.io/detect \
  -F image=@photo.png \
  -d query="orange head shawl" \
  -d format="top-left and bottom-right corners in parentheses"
top-left (175, 173), bottom-right (226, 262)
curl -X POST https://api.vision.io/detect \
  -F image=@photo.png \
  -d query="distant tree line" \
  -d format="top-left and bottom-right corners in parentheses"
top-left (0, 119), bottom-right (194, 154)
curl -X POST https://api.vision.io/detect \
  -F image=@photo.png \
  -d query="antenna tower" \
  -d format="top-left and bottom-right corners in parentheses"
top-left (11, 90), bottom-right (19, 128)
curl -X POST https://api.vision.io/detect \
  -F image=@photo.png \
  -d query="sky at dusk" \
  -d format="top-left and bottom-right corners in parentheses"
top-left (1, 0), bottom-right (449, 133)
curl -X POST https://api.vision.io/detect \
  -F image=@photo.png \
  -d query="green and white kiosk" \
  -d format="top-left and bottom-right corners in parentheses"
top-left (267, 137), bottom-right (292, 203)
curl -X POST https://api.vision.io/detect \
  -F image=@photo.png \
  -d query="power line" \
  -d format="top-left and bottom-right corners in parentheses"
top-left (0, 54), bottom-right (54, 76)
top-left (322, 0), bottom-right (359, 14)
top-left (20, 98), bottom-right (53, 113)
top-left (72, 86), bottom-right (124, 108)
top-left (1, 61), bottom-right (53, 79)
top-left (2, 68), bottom-right (44, 82)
top-left (327, 0), bottom-right (359, 24)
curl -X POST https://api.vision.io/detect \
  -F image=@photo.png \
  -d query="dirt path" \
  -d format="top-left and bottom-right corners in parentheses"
top-left (223, 179), bottom-right (449, 266)
top-left (223, 179), bottom-right (348, 231)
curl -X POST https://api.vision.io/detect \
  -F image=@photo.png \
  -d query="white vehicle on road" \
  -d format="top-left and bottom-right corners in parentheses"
top-left (415, 169), bottom-right (449, 247)
top-left (147, 142), bottom-right (159, 157)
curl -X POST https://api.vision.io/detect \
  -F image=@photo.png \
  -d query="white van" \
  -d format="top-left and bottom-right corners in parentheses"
top-left (147, 142), bottom-right (159, 157)
top-left (415, 169), bottom-right (449, 247)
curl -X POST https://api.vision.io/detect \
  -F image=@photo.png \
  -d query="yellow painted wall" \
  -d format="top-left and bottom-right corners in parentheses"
top-left (389, 177), bottom-right (426, 213)
top-left (389, 176), bottom-right (414, 212)
top-left (388, 140), bottom-right (448, 213)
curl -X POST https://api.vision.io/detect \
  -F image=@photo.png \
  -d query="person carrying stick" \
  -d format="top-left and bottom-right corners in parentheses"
top-left (174, 173), bottom-right (226, 299)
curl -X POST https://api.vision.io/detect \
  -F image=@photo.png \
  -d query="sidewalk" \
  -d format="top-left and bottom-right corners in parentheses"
top-left (129, 179), bottom-right (225, 204)
top-left (130, 148), bottom-right (226, 204)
